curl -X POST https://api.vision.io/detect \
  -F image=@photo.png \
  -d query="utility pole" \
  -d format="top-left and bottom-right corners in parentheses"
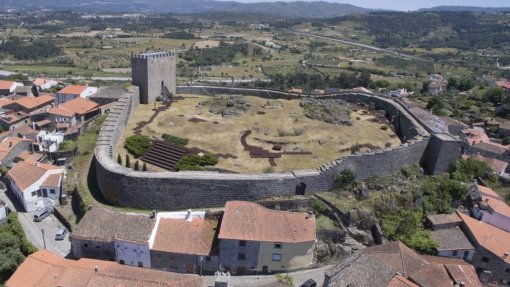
top-left (41, 229), bottom-right (46, 249)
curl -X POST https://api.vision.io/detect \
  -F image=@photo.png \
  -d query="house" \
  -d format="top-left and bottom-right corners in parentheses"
top-left (218, 201), bottom-right (316, 275)
top-left (461, 128), bottom-right (510, 162)
top-left (33, 78), bottom-right (58, 91)
top-left (0, 136), bottom-right (32, 165)
top-left (4, 94), bottom-right (55, 114)
top-left (0, 200), bottom-right (8, 225)
top-left (468, 184), bottom-right (510, 232)
top-left (428, 80), bottom-right (448, 95)
top-left (288, 88), bottom-right (303, 94)
top-left (426, 213), bottom-right (463, 230)
top-left (71, 207), bottom-right (156, 268)
top-left (0, 80), bottom-right (23, 96)
top-left (0, 110), bottom-right (30, 131)
top-left (6, 249), bottom-right (204, 287)
top-left (35, 131), bottom-right (65, 152)
top-left (6, 161), bottom-right (64, 212)
top-left (492, 79), bottom-right (510, 93)
top-left (148, 210), bottom-right (219, 274)
top-left (47, 97), bottom-right (100, 131)
top-left (464, 154), bottom-right (508, 176)
top-left (323, 241), bottom-right (481, 287)
top-left (55, 85), bottom-right (98, 104)
top-left (458, 212), bottom-right (510, 284)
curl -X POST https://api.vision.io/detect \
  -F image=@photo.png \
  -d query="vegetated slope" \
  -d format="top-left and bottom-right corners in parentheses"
top-left (1, 0), bottom-right (370, 18)
top-left (419, 6), bottom-right (510, 13)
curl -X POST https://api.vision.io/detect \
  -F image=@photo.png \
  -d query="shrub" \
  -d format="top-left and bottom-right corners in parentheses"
top-left (503, 137), bottom-right (510, 145)
top-left (143, 162), bottom-right (147, 171)
top-left (117, 154), bottom-right (122, 165)
top-left (335, 169), bottom-right (358, 189)
top-left (58, 140), bottom-right (77, 152)
top-left (312, 199), bottom-right (327, 214)
top-left (175, 154), bottom-right (218, 171)
top-left (380, 125), bottom-right (389, 131)
top-left (162, 134), bottom-right (189, 146)
top-left (134, 160), bottom-right (139, 171)
top-left (125, 154), bottom-right (131, 168)
top-left (263, 166), bottom-right (274, 173)
top-left (350, 142), bottom-right (360, 154)
top-left (124, 135), bottom-right (151, 157)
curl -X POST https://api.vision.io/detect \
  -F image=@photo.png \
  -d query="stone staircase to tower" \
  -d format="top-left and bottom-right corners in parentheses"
top-left (141, 140), bottom-right (191, 171)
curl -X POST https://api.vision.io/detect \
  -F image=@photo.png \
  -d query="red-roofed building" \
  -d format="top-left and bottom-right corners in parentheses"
top-left (7, 160), bottom-right (63, 212)
top-left (56, 85), bottom-right (97, 104)
top-left (492, 79), bottom-right (510, 92)
top-left (47, 97), bottom-right (100, 130)
top-left (0, 80), bottom-right (22, 96)
top-left (218, 201), bottom-right (316, 275)
top-left (33, 78), bottom-right (58, 91)
top-left (458, 212), bottom-right (510, 284)
top-left (468, 184), bottom-right (510, 232)
top-left (4, 94), bottom-right (55, 113)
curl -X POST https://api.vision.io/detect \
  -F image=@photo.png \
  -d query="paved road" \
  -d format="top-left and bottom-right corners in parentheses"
top-left (0, 187), bottom-right (71, 257)
top-left (291, 30), bottom-right (431, 62)
top-left (203, 265), bottom-right (331, 287)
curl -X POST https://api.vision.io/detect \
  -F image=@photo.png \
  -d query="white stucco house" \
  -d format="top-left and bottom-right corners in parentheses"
top-left (55, 85), bottom-right (98, 104)
top-left (33, 78), bottom-right (58, 91)
top-left (7, 161), bottom-right (64, 212)
top-left (36, 131), bottom-right (65, 153)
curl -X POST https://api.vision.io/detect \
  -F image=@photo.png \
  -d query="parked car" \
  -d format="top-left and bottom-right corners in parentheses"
top-left (301, 279), bottom-right (317, 287)
top-left (55, 228), bottom-right (68, 240)
top-left (33, 209), bottom-right (52, 222)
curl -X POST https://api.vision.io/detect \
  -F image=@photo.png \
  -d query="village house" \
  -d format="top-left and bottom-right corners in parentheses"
top-left (0, 136), bottom-right (32, 166)
top-left (323, 241), bottom-right (482, 287)
top-left (47, 97), bottom-right (100, 131)
top-left (426, 213), bottom-right (475, 262)
top-left (33, 78), bottom-right (58, 91)
top-left (55, 85), bottom-right (98, 104)
top-left (492, 78), bottom-right (510, 93)
top-left (458, 212), bottom-right (510, 284)
top-left (461, 128), bottom-right (510, 162)
top-left (7, 161), bottom-right (64, 212)
top-left (6, 249), bottom-right (204, 287)
top-left (3, 94), bottom-right (55, 114)
top-left (428, 80), bottom-right (448, 94)
top-left (71, 207), bottom-right (156, 268)
top-left (468, 184), bottom-right (510, 232)
top-left (218, 201), bottom-right (316, 275)
top-left (148, 210), bottom-right (219, 274)
top-left (35, 131), bottom-right (65, 152)
top-left (0, 80), bottom-right (23, 96)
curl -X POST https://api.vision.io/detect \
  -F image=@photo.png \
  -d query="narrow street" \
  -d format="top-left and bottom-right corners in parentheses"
top-left (0, 186), bottom-right (71, 257)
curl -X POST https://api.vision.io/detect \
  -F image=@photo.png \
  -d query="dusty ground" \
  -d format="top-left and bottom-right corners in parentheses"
top-left (193, 40), bottom-right (221, 49)
top-left (119, 95), bottom-right (401, 173)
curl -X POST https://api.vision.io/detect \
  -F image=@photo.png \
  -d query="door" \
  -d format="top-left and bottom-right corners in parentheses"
top-left (295, 182), bottom-right (306, 195)
top-left (237, 266), bottom-right (246, 275)
top-left (262, 266), bottom-right (269, 274)
top-left (186, 264), bottom-right (194, 273)
top-left (42, 189), bottom-right (48, 198)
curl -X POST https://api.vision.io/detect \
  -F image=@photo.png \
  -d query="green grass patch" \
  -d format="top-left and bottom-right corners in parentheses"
top-left (162, 133), bottom-right (189, 146)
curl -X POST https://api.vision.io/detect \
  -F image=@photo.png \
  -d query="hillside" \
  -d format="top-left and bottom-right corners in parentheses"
top-left (1, 0), bottom-right (369, 18)
top-left (419, 6), bottom-right (510, 13)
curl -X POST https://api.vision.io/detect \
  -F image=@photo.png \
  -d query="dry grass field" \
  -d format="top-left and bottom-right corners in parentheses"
top-left (118, 95), bottom-right (401, 173)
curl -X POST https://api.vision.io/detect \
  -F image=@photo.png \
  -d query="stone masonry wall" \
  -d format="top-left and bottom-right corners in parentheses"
top-left (132, 52), bottom-right (176, 104)
top-left (93, 86), bottom-right (454, 211)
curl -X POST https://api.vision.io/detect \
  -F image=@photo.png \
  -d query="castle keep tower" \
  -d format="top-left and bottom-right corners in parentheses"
top-left (131, 52), bottom-right (176, 104)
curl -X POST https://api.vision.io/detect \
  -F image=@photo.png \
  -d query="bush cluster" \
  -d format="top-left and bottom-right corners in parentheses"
top-left (162, 134), bottom-right (189, 146)
top-left (124, 135), bottom-right (151, 157)
top-left (175, 154), bottom-right (218, 171)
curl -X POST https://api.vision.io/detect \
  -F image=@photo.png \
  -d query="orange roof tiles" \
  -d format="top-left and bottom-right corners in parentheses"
top-left (0, 80), bottom-right (15, 90)
top-left (18, 150), bottom-right (44, 163)
top-left (458, 212), bottom-right (510, 263)
top-left (7, 161), bottom-right (62, 191)
top-left (6, 249), bottom-right (203, 287)
top-left (48, 106), bottom-right (75, 117)
top-left (13, 94), bottom-right (54, 110)
top-left (49, 97), bottom-right (99, 117)
top-left (0, 137), bottom-right (30, 162)
top-left (476, 184), bottom-right (503, 200)
top-left (58, 85), bottom-right (87, 95)
top-left (386, 275), bottom-right (420, 287)
top-left (33, 78), bottom-right (55, 86)
top-left (481, 195), bottom-right (510, 218)
top-left (0, 97), bottom-right (13, 108)
top-left (219, 201), bottom-right (316, 243)
top-left (41, 173), bottom-right (61, 187)
top-left (152, 217), bottom-right (217, 256)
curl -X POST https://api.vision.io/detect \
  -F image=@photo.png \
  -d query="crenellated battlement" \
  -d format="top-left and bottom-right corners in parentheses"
top-left (131, 51), bottom-right (175, 59)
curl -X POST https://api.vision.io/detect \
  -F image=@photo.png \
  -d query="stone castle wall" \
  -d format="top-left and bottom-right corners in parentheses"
top-left (94, 86), bottom-right (459, 211)
top-left (131, 52), bottom-right (176, 104)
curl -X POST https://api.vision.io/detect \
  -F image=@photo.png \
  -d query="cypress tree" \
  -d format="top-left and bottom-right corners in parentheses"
top-left (125, 154), bottom-right (131, 168)
top-left (134, 160), bottom-right (139, 171)
top-left (143, 162), bottom-right (148, 171)
top-left (117, 154), bottom-right (122, 165)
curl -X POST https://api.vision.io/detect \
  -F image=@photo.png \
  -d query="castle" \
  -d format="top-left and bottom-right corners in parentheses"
top-left (131, 52), bottom-right (176, 104)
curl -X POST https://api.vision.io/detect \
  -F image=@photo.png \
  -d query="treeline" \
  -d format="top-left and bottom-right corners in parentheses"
top-left (182, 42), bottom-right (262, 66)
top-left (0, 37), bottom-right (61, 60)
top-left (265, 69), bottom-right (373, 91)
top-left (163, 31), bottom-right (195, 39)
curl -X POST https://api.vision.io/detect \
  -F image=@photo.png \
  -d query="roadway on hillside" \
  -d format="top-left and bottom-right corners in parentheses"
top-left (290, 30), bottom-right (431, 62)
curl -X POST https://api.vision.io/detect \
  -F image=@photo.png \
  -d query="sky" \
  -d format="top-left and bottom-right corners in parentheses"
top-left (221, 0), bottom-right (510, 11)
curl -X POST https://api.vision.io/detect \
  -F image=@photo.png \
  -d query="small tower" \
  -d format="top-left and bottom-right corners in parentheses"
top-left (131, 51), bottom-right (176, 104)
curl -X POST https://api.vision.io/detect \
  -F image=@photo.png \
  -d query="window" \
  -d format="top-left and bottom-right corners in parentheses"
top-left (481, 257), bottom-right (490, 263)
top-left (83, 244), bottom-right (88, 248)
top-left (50, 189), bottom-right (55, 194)
top-left (206, 256), bottom-right (211, 261)
top-left (138, 262), bottom-right (143, 267)
top-left (239, 240), bottom-right (246, 247)
top-left (272, 254), bottom-right (282, 262)
top-left (238, 253), bottom-right (246, 260)
top-left (31, 191), bottom-right (36, 197)
top-left (452, 250), bottom-right (458, 256)
top-left (274, 242), bottom-right (282, 249)
top-left (505, 268), bottom-right (510, 273)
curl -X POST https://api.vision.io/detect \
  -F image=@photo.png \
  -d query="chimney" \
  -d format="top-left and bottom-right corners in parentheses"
top-left (459, 282), bottom-right (465, 287)
top-left (9, 141), bottom-right (12, 148)
top-left (185, 209), bottom-right (192, 221)
top-left (306, 210), bottom-right (314, 219)
top-left (503, 252), bottom-right (509, 259)
top-left (94, 266), bottom-right (99, 272)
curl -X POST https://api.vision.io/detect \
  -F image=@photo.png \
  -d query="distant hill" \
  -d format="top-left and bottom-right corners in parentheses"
top-left (1, 0), bottom-right (370, 18)
top-left (419, 6), bottom-right (510, 13)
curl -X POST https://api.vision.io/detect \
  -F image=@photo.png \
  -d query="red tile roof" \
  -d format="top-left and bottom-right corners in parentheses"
top-left (0, 98), bottom-right (14, 108)
top-left (49, 97), bottom-right (98, 117)
top-left (6, 249), bottom-right (204, 287)
top-left (0, 137), bottom-right (31, 162)
top-left (33, 78), bottom-right (55, 86)
top-left (7, 161), bottom-right (62, 191)
top-left (13, 94), bottom-right (54, 110)
top-left (458, 212), bottom-right (510, 263)
top-left (58, 85), bottom-right (87, 95)
top-left (219, 201), bottom-right (316, 243)
top-left (0, 80), bottom-right (15, 90)
top-left (152, 216), bottom-right (217, 255)
top-left (41, 173), bottom-right (61, 187)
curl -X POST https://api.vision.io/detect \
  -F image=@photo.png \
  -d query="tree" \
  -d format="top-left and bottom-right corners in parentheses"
top-left (124, 135), bottom-right (151, 157)
top-left (426, 96), bottom-right (447, 116)
top-left (134, 161), bottom-right (139, 171)
top-left (450, 158), bottom-right (492, 182)
top-left (143, 162), bottom-right (148, 171)
top-left (117, 154), bottom-right (122, 165)
top-left (125, 154), bottom-right (131, 168)
top-left (335, 169), bottom-right (357, 189)
top-left (357, 71), bottom-right (371, 88)
top-left (484, 87), bottom-right (505, 105)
